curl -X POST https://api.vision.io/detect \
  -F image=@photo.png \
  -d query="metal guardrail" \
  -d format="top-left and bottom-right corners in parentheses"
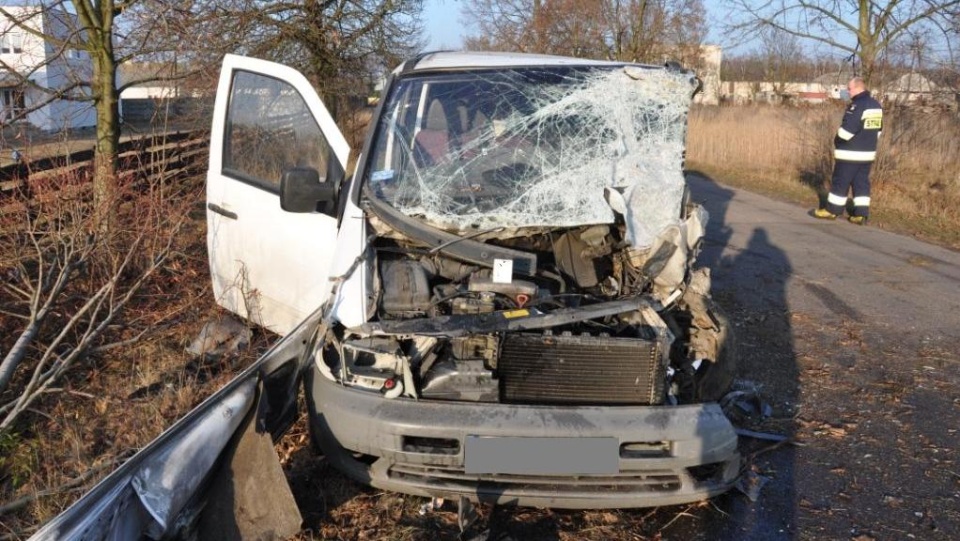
top-left (0, 130), bottom-right (210, 199)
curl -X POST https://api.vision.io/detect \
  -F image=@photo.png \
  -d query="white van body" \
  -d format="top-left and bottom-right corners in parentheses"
top-left (206, 52), bottom-right (740, 508)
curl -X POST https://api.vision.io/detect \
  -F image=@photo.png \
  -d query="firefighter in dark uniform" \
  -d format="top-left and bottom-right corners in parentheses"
top-left (814, 77), bottom-right (883, 225)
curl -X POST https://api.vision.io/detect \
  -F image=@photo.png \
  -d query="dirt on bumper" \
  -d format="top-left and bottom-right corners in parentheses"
top-left (306, 367), bottom-right (740, 509)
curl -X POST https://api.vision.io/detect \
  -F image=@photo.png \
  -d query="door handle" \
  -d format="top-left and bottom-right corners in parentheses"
top-left (207, 203), bottom-right (238, 220)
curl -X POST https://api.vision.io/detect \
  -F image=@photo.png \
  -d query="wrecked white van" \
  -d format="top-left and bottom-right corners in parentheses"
top-left (207, 51), bottom-right (739, 508)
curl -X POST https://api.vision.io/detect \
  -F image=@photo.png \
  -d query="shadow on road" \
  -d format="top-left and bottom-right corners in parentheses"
top-left (673, 171), bottom-right (800, 539)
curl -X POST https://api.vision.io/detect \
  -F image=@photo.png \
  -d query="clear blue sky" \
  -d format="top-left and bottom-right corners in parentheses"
top-left (423, 0), bottom-right (466, 50)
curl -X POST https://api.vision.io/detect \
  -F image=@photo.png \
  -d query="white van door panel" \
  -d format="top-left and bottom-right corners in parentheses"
top-left (207, 55), bottom-right (350, 336)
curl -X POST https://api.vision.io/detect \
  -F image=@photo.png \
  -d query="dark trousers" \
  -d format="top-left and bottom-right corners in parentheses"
top-left (826, 161), bottom-right (872, 218)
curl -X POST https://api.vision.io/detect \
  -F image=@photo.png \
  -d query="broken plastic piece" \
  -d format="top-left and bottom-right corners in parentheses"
top-left (720, 384), bottom-right (772, 424)
top-left (457, 496), bottom-right (479, 533)
top-left (735, 428), bottom-right (788, 442)
top-left (418, 497), bottom-right (445, 515)
top-left (735, 469), bottom-right (770, 502)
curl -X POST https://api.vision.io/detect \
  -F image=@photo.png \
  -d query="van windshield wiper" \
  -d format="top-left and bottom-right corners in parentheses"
top-left (362, 186), bottom-right (537, 276)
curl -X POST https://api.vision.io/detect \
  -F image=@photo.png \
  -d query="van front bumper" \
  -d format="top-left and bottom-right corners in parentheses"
top-left (305, 366), bottom-right (740, 509)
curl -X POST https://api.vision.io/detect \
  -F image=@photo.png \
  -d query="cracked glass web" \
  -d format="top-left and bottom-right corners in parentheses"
top-left (367, 65), bottom-right (697, 249)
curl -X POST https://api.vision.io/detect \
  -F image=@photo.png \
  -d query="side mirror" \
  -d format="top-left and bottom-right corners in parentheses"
top-left (280, 166), bottom-right (338, 214)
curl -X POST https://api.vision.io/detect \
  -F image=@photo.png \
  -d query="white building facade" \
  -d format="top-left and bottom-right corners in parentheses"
top-left (0, 2), bottom-right (95, 131)
top-left (693, 45), bottom-right (722, 105)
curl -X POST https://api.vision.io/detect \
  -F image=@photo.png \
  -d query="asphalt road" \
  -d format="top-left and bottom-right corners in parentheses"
top-left (691, 174), bottom-right (960, 340)
top-left (677, 173), bottom-right (960, 540)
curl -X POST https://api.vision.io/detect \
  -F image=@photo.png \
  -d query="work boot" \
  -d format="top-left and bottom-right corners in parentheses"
top-left (848, 216), bottom-right (867, 225)
top-left (813, 208), bottom-right (837, 220)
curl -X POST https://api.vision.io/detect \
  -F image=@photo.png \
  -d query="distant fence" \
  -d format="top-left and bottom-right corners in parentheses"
top-left (0, 131), bottom-right (210, 200)
top-left (120, 97), bottom-right (210, 123)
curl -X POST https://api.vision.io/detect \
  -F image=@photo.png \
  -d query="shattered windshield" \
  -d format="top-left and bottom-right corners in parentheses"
top-left (365, 65), bottom-right (697, 248)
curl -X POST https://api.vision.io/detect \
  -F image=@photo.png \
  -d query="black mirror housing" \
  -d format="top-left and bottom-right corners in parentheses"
top-left (280, 166), bottom-right (337, 213)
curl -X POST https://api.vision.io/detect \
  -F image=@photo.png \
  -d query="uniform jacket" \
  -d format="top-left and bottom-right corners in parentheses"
top-left (834, 91), bottom-right (883, 162)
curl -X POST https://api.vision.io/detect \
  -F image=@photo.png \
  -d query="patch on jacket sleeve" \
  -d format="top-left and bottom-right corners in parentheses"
top-left (861, 108), bottom-right (883, 130)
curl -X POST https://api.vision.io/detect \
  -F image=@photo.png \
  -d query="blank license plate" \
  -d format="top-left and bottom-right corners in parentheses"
top-left (464, 436), bottom-right (618, 475)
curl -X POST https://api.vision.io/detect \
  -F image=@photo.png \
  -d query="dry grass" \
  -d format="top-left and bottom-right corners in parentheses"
top-left (687, 104), bottom-right (960, 249)
top-left (0, 175), bottom-right (274, 538)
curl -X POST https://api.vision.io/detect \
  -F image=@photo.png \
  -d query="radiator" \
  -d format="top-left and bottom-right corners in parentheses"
top-left (498, 332), bottom-right (664, 405)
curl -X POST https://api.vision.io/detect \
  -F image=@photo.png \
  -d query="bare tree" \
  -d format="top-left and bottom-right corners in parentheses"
top-left (216, 0), bottom-right (425, 121)
top-left (757, 27), bottom-right (805, 94)
top-left (462, 0), bottom-right (708, 64)
top-left (723, 0), bottom-right (960, 84)
top-left (0, 0), bottom-right (237, 225)
top-left (0, 169), bottom-right (194, 433)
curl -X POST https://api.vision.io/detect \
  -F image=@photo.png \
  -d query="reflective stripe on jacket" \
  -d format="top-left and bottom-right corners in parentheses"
top-left (834, 91), bottom-right (883, 162)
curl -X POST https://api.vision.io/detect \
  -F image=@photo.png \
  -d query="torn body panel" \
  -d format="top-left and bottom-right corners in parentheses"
top-left (29, 309), bottom-right (322, 541)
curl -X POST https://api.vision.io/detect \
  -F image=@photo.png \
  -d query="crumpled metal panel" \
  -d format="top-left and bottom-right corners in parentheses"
top-left (28, 302), bottom-right (325, 541)
top-left (131, 382), bottom-right (255, 539)
top-left (28, 381), bottom-right (256, 541)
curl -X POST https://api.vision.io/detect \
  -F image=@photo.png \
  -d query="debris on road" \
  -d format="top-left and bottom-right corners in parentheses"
top-left (735, 467), bottom-right (771, 502)
top-left (720, 380), bottom-right (773, 424)
top-left (735, 428), bottom-right (789, 442)
top-left (418, 497), bottom-right (445, 516)
top-left (882, 494), bottom-right (904, 507)
top-left (458, 496), bottom-right (479, 533)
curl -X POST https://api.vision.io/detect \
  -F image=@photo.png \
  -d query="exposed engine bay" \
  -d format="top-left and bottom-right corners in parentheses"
top-left (311, 62), bottom-right (734, 410)
top-left (315, 199), bottom-right (735, 408)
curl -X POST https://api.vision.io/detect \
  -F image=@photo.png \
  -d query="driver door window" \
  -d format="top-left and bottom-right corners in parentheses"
top-left (224, 71), bottom-right (331, 192)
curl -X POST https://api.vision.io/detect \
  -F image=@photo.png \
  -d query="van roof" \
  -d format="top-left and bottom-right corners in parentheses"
top-left (399, 51), bottom-right (655, 73)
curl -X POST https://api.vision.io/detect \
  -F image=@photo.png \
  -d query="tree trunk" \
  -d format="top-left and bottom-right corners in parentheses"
top-left (91, 51), bottom-right (120, 230)
top-left (856, 0), bottom-right (876, 86)
top-left (859, 44), bottom-right (877, 86)
top-left (531, 0), bottom-right (544, 52)
top-left (0, 319), bottom-right (42, 395)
